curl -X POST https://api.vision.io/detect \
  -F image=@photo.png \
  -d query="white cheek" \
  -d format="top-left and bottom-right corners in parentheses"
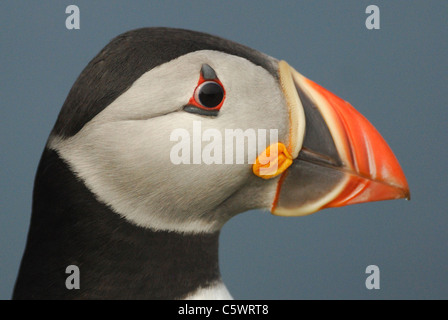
top-left (49, 50), bottom-right (288, 234)
top-left (49, 116), bottom-right (255, 234)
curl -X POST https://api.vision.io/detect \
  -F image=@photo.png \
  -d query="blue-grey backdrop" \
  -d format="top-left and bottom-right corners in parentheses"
top-left (1, 0), bottom-right (447, 299)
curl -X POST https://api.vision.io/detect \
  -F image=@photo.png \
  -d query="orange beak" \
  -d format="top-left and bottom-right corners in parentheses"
top-left (272, 61), bottom-right (410, 216)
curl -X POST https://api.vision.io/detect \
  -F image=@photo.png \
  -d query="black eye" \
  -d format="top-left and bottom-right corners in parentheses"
top-left (194, 81), bottom-right (224, 109)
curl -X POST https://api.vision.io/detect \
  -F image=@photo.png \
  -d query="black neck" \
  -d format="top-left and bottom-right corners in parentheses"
top-left (13, 149), bottom-right (221, 299)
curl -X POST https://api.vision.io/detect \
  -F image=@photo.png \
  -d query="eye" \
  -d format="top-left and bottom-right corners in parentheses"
top-left (194, 81), bottom-right (224, 109)
top-left (184, 64), bottom-right (226, 116)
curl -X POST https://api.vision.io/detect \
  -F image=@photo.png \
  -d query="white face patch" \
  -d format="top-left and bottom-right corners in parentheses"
top-left (49, 50), bottom-right (289, 234)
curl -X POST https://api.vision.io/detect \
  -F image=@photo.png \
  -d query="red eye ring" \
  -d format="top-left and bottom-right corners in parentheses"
top-left (187, 70), bottom-right (226, 112)
top-left (191, 80), bottom-right (225, 110)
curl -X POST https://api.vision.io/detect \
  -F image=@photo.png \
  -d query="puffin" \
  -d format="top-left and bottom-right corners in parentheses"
top-left (13, 27), bottom-right (409, 300)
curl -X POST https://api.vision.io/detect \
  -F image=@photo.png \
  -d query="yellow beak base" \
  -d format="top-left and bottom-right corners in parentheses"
top-left (253, 143), bottom-right (293, 180)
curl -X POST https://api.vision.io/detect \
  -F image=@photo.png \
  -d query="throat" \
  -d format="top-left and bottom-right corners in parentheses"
top-left (80, 228), bottom-right (223, 299)
top-left (14, 149), bottom-right (222, 299)
top-left (77, 227), bottom-right (222, 299)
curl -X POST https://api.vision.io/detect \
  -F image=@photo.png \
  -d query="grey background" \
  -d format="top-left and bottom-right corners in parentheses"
top-left (1, 1), bottom-right (447, 299)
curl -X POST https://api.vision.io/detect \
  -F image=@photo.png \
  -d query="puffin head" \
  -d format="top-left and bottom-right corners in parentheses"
top-left (15, 27), bottom-right (409, 299)
top-left (48, 27), bottom-right (409, 234)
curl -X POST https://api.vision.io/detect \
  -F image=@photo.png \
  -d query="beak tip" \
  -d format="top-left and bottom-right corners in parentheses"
top-left (403, 189), bottom-right (411, 201)
top-left (387, 166), bottom-right (410, 201)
